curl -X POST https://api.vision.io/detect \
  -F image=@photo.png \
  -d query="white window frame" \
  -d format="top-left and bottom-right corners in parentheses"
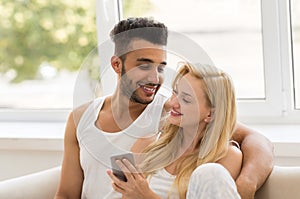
top-left (237, 0), bottom-right (284, 119)
top-left (276, 0), bottom-right (300, 123)
top-left (0, 109), bottom-right (69, 122)
top-left (238, 0), bottom-right (300, 123)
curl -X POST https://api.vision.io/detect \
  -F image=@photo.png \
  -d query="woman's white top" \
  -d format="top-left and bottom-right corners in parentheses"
top-left (148, 169), bottom-right (179, 199)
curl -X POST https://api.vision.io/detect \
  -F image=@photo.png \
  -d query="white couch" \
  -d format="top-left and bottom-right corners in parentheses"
top-left (0, 166), bottom-right (300, 199)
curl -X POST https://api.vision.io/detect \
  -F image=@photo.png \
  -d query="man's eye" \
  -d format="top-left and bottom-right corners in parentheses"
top-left (138, 64), bottom-right (151, 70)
top-left (158, 65), bottom-right (165, 73)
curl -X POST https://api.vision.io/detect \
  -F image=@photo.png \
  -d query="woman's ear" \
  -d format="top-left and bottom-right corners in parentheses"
top-left (111, 55), bottom-right (122, 74)
top-left (204, 115), bottom-right (211, 123)
top-left (204, 109), bottom-right (214, 123)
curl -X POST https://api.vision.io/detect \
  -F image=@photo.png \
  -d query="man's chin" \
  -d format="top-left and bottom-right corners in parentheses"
top-left (130, 96), bottom-right (154, 105)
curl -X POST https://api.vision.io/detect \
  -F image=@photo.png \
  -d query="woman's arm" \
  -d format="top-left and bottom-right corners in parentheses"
top-left (217, 144), bottom-right (243, 180)
top-left (232, 122), bottom-right (274, 199)
top-left (105, 134), bottom-right (161, 199)
top-left (107, 159), bottom-right (161, 199)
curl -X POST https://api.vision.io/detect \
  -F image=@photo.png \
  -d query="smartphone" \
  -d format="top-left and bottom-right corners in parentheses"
top-left (110, 152), bottom-right (135, 182)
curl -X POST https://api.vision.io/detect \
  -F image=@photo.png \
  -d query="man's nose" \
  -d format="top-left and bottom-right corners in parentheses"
top-left (147, 67), bottom-right (160, 83)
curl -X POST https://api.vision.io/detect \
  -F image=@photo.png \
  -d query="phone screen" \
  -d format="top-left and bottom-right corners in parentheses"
top-left (110, 153), bottom-right (135, 182)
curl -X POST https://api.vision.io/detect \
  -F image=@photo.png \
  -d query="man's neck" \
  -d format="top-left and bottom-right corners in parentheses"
top-left (111, 91), bottom-right (148, 119)
top-left (96, 93), bottom-right (148, 133)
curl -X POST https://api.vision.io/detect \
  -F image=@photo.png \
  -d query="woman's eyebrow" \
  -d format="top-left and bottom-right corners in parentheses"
top-left (182, 91), bottom-right (192, 97)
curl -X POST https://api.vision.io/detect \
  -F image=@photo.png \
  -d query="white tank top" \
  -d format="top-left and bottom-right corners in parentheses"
top-left (76, 92), bottom-right (169, 199)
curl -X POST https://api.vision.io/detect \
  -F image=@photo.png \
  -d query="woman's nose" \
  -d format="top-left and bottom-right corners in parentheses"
top-left (169, 93), bottom-right (180, 108)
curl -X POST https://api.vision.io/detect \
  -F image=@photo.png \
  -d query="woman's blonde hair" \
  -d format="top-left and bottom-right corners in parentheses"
top-left (139, 63), bottom-right (237, 199)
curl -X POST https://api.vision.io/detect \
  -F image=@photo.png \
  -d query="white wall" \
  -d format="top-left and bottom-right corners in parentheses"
top-left (0, 149), bottom-right (62, 181)
top-left (0, 124), bottom-right (299, 181)
top-left (0, 122), bottom-right (64, 181)
top-left (1, 143), bottom-right (300, 181)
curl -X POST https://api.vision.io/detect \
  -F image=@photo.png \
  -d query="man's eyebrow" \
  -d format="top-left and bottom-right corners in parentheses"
top-left (136, 58), bottom-right (167, 65)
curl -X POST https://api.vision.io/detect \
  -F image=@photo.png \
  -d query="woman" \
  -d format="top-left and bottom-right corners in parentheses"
top-left (107, 63), bottom-right (242, 199)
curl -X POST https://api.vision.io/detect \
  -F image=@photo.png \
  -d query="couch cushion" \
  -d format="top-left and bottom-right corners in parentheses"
top-left (0, 167), bottom-right (61, 199)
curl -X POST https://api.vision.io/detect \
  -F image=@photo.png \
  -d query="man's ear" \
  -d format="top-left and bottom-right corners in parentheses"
top-left (111, 55), bottom-right (122, 74)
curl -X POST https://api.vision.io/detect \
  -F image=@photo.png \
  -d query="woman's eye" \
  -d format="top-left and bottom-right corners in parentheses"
top-left (183, 98), bottom-right (191, 103)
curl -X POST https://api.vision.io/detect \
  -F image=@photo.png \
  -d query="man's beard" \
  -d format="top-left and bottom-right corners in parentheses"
top-left (120, 66), bottom-right (159, 105)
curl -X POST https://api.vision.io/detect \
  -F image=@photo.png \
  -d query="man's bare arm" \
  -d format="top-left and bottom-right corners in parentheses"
top-left (54, 102), bottom-right (91, 199)
top-left (232, 122), bottom-right (274, 199)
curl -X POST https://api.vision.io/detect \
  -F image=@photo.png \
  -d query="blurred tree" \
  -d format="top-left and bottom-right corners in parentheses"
top-left (0, 0), bottom-right (153, 83)
top-left (0, 0), bottom-right (97, 83)
top-left (122, 0), bottom-right (154, 18)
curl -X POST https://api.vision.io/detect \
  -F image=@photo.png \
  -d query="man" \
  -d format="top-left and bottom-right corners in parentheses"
top-left (54, 17), bottom-right (273, 199)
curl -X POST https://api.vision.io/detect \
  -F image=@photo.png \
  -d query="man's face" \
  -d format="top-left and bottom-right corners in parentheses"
top-left (120, 39), bottom-right (167, 104)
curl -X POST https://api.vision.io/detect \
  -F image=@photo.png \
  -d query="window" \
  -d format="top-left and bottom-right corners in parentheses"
top-left (291, 0), bottom-right (300, 109)
top-left (1, 0), bottom-right (300, 123)
top-left (122, 0), bottom-right (265, 100)
top-left (0, 0), bottom-right (97, 113)
top-left (108, 0), bottom-right (298, 122)
top-left (118, 0), bottom-right (283, 118)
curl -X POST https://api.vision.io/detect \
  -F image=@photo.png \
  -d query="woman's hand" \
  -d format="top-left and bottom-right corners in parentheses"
top-left (106, 159), bottom-right (161, 199)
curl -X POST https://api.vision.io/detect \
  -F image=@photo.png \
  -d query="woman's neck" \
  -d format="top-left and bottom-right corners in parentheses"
top-left (181, 123), bottom-right (206, 153)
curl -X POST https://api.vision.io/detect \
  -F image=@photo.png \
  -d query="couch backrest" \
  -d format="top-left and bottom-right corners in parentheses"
top-left (255, 166), bottom-right (300, 199)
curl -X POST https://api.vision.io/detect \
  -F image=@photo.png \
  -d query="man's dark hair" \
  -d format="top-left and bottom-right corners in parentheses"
top-left (110, 17), bottom-right (168, 57)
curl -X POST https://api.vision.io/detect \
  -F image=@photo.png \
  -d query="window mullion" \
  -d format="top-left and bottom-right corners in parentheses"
top-left (238, 0), bottom-right (283, 121)
top-left (95, 0), bottom-right (120, 44)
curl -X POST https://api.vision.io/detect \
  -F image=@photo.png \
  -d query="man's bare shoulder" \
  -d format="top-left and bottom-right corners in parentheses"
top-left (72, 101), bottom-right (93, 127)
top-left (233, 122), bottom-right (265, 144)
top-left (234, 122), bottom-right (259, 136)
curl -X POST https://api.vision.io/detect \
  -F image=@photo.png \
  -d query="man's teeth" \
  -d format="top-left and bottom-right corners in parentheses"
top-left (142, 85), bottom-right (156, 92)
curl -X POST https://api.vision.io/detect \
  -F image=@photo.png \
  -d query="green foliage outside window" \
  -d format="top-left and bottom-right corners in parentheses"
top-left (0, 0), bottom-right (153, 83)
top-left (0, 0), bottom-right (97, 83)
top-left (122, 0), bottom-right (153, 18)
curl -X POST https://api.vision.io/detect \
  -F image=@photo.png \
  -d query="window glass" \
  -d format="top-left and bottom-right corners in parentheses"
top-left (291, 0), bottom-right (300, 109)
top-left (122, 0), bottom-right (264, 99)
top-left (0, 0), bottom-right (97, 109)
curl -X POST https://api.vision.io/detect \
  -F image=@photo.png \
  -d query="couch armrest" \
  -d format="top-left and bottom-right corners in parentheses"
top-left (255, 166), bottom-right (300, 199)
top-left (0, 166), bottom-right (61, 199)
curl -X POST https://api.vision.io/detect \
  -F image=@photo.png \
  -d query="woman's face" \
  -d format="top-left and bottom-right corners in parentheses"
top-left (168, 73), bottom-right (211, 130)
